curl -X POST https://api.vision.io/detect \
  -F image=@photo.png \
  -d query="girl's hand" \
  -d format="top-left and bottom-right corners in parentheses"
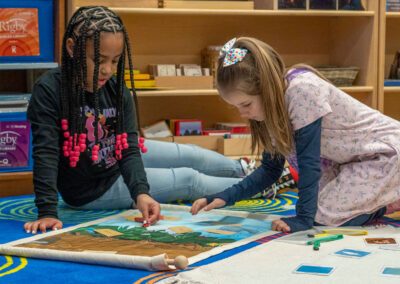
top-left (271, 219), bottom-right (291, 233)
top-left (136, 194), bottom-right (161, 225)
top-left (24, 218), bottom-right (63, 234)
top-left (190, 198), bottom-right (226, 215)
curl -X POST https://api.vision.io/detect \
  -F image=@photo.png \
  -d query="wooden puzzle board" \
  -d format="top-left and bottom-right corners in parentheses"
top-left (0, 205), bottom-right (279, 271)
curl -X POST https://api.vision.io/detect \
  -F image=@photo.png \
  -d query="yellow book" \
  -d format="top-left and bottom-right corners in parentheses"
top-left (125, 80), bottom-right (156, 89)
top-left (124, 74), bottom-right (151, 80)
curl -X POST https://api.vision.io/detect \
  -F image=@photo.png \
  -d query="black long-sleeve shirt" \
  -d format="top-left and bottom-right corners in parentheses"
top-left (27, 68), bottom-right (150, 219)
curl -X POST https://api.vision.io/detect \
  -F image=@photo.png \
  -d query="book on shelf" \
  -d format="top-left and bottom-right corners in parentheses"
top-left (142, 120), bottom-right (173, 138)
top-left (203, 129), bottom-right (231, 136)
top-left (216, 122), bottom-right (251, 134)
top-left (124, 74), bottom-right (151, 80)
top-left (161, 0), bottom-right (254, 9)
top-left (167, 119), bottom-right (203, 136)
top-left (384, 80), bottom-right (400, 87)
top-left (125, 80), bottom-right (156, 89)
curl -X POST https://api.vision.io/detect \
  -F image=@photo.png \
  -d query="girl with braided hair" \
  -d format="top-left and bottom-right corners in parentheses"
top-left (24, 6), bottom-right (161, 233)
top-left (24, 6), bottom-right (295, 234)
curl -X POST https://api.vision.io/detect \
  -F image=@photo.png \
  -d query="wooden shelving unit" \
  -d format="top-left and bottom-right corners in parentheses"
top-left (68, 1), bottom-right (379, 128)
top-left (0, 172), bottom-right (34, 197)
top-left (378, 0), bottom-right (400, 121)
top-left (0, 0), bottom-right (65, 197)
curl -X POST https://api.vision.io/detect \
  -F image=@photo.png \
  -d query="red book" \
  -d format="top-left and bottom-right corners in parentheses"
top-left (216, 122), bottom-right (250, 134)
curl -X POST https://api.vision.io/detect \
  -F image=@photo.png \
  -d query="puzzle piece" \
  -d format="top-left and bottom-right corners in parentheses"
top-left (169, 226), bottom-right (193, 233)
top-left (94, 229), bottom-right (123, 237)
top-left (206, 229), bottom-right (237, 235)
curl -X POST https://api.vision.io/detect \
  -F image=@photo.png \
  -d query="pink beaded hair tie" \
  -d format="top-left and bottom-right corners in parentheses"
top-left (138, 137), bottom-right (147, 153)
top-left (61, 119), bottom-right (88, 167)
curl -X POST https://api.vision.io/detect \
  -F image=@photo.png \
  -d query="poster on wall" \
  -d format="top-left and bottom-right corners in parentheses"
top-left (0, 8), bottom-right (40, 57)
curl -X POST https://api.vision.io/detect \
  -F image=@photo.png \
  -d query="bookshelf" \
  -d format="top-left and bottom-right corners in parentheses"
top-left (0, 0), bottom-right (65, 197)
top-left (108, 4), bottom-right (378, 127)
top-left (378, 1), bottom-right (400, 121)
top-left (65, 0), bottom-right (382, 151)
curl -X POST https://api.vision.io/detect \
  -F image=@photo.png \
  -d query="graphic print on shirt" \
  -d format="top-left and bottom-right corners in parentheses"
top-left (84, 106), bottom-right (117, 168)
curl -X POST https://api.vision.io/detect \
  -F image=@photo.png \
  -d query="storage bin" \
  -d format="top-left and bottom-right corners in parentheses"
top-left (316, 66), bottom-right (360, 87)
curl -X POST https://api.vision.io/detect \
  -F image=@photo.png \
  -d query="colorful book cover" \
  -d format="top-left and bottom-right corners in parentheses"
top-left (0, 121), bottom-right (30, 168)
top-left (0, 8), bottom-right (40, 57)
top-left (175, 120), bottom-right (203, 136)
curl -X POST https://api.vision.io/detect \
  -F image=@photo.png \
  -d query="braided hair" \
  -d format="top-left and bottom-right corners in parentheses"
top-left (60, 6), bottom-right (140, 166)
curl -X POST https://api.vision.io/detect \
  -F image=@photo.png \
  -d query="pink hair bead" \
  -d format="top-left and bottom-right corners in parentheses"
top-left (63, 131), bottom-right (70, 138)
top-left (116, 134), bottom-right (121, 141)
top-left (93, 145), bottom-right (99, 151)
top-left (122, 133), bottom-right (127, 138)
top-left (61, 124), bottom-right (68, 131)
top-left (62, 146), bottom-right (68, 151)
top-left (138, 142), bottom-right (144, 148)
top-left (92, 155), bottom-right (98, 161)
top-left (70, 162), bottom-right (77, 167)
top-left (115, 149), bottom-right (121, 155)
top-left (80, 144), bottom-right (86, 151)
top-left (141, 146), bottom-right (148, 153)
top-left (64, 151), bottom-right (70, 157)
top-left (139, 137), bottom-right (144, 143)
top-left (122, 138), bottom-right (127, 144)
top-left (123, 143), bottom-right (129, 149)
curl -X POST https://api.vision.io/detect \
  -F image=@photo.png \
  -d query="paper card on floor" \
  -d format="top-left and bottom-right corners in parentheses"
top-left (365, 238), bottom-right (397, 245)
top-left (380, 266), bottom-right (400, 278)
top-left (293, 264), bottom-right (335, 276)
top-left (379, 245), bottom-right (400, 251)
top-left (332, 249), bottom-right (372, 258)
top-left (125, 214), bottom-right (143, 221)
top-left (94, 229), bottom-right (123, 237)
top-left (206, 229), bottom-right (237, 235)
top-left (169, 226), bottom-right (193, 233)
top-left (162, 216), bottom-right (181, 221)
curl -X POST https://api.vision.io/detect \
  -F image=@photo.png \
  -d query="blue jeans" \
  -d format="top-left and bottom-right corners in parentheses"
top-left (73, 140), bottom-right (244, 209)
